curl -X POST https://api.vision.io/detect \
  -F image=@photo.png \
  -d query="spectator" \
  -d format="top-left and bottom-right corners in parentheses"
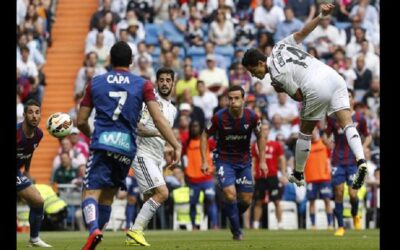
top-left (198, 54), bottom-right (229, 95)
top-left (85, 32), bottom-right (111, 68)
top-left (201, 41), bottom-right (228, 70)
top-left (229, 62), bottom-right (252, 93)
top-left (133, 41), bottom-right (153, 67)
top-left (118, 28), bottom-right (138, 55)
top-left (268, 114), bottom-right (293, 142)
top-left (17, 46), bottom-right (42, 103)
top-left (126, 19), bottom-right (145, 45)
top-left (110, 0), bottom-right (128, 19)
top-left (355, 39), bottom-right (380, 78)
top-left (349, 0), bottom-right (379, 31)
top-left (193, 80), bottom-right (218, 123)
top-left (17, 33), bottom-right (46, 70)
top-left (234, 13), bottom-right (256, 51)
top-left (52, 138), bottom-right (87, 173)
top-left (254, 81), bottom-right (269, 119)
top-left (175, 65), bottom-right (199, 101)
top-left (345, 27), bottom-right (374, 58)
top-left (131, 55), bottom-right (156, 83)
top-left (75, 52), bottom-right (107, 95)
top-left (90, 0), bottom-right (120, 30)
top-left (328, 47), bottom-right (346, 73)
top-left (361, 78), bottom-right (380, 115)
top-left (287, 0), bottom-right (316, 23)
top-left (52, 153), bottom-right (78, 185)
top-left (213, 94), bottom-right (229, 114)
top-left (17, 93), bottom-right (24, 123)
top-left (179, 92), bottom-right (206, 126)
top-left (154, 0), bottom-right (177, 24)
top-left (69, 127), bottom-right (90, 159)
top-left (85, 17), bottom-right (116, 50)
top-left (20, 4), bottom-right (45, 47)
top-left (186, 15), bottom-right (205, 47)
top-left (274, 6), bottom-right (304, 42)
top-left (208, 9), bottom-right (235, 46)
top-left (115, 10), bottom-right (145, 41)
top-left (342, 57), bottom-right (357, 89)
top-left (254, 0), bottom-right (285, 34)
top-left (354, 55), bottom-right (373, 101)
top-left (127, 0), bottom-right (155, 23)
top-left (268, 93), bottom-right (299, 125)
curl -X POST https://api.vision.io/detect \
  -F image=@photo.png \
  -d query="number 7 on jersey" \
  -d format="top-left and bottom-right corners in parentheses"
top-left (109, 91), bottom-right (127, 120)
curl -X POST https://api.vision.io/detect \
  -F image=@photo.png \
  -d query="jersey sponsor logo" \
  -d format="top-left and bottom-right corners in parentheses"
top-left (320, 187), bottom-right (332, 195)
top-left (236, 176), bottom-right (253, 185)
top-left (226, 134), bottom-right (247, 141)
top-left (276, 51), bottom-right (285, 67)
top-left (224, 126), bottom-right (232, 130)
top-left (244, 124), bottom-right (249, 129)
top-left (17, 153), bottom-right (32, 160)
top-left (106, 74), bottom-right (130, 84)
top-left (99, 131), bottom-right (131, 151)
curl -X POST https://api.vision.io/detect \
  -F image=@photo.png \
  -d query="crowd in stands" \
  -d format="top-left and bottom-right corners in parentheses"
top-left (17, 0), bottom-right (380, 230)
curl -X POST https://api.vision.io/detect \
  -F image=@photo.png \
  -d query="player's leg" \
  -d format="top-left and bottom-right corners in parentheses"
top-left (18, 183), bottom-right (52, 247)
top-left (189, 182), bottom-right (201, 229)
top-left (306, 183), bottom-right (317, 229)
top-left (98, 187), bottom-right (119, 230)
top-left (125, 177), bottom-right (139, 230)
top-left (332, 165), bottom-right (346, 236)
top-left (203, 180), bottom-right (218, 229)
top-left (81, 188), bottom-right (103, 249)
top-left (347, 166), bottom-right (362, 230)
top-left (127, 156), bottom-right (167, 246)
top-left (252, 179), bottom-right (266, 229)
top-left (289, 119), bottom-right (318, 186)
top-left (320, 181), bottom-right (334, 229)
top-left (268, 176), bottom-right (283, 229)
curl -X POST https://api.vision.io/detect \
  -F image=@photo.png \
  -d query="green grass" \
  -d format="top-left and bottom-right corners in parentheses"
top-left (17, 229), bottom-right (379, 250)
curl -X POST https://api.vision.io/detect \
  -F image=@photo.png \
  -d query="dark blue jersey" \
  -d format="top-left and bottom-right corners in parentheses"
top-left (81, 69), bottom-right (155, 158)
top-left (206, 108), bottom-right (262, 165)
top-left (16, 122), bottom-right (43, 169)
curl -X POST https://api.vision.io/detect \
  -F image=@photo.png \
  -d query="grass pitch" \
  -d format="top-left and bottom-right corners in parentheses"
top-left (17, 229), bottom-right (379, 250)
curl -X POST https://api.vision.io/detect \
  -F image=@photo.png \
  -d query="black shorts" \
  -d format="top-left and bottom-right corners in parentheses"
top-left (254, 176), bottom-right (282, 202)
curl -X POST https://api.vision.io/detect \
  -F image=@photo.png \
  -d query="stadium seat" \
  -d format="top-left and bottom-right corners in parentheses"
top-left (144, 23), bottom-right (161, 46)
top-left (268, 201), bottom-right (299, 229)
top-left (172, 187), bottom-right (208, 231)
top-left (186, 46), bottom-right (206, 57)
top-left (214, 45), bottom-right (234, 58)
top-left (335, 22), bottom-right (351, 30)
top-left (162, 21), bottom-right (185, 45)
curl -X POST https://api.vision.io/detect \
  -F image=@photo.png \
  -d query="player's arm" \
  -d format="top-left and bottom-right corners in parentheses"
top-left (77, 82), bottom-right (93, 138)
top-left (146, 100), bottom-right (181, 167)
top-left (136, 122), bottom-right (162, 138)
top-left (292, 3), bottom-right (335, 44)
top-left (254, 120), bottom-right (267, 174)
top-left (200, 130), bottom-right (211, 175)
top-left (279, 154), bottom-right (287, 176)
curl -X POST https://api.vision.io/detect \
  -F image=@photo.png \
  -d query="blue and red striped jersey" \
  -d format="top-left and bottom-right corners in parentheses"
top-left (206, 108), bottom-right (261, 165)
top-left (325, 112), bottom-right (369, 166)
top-left (16, 122), bottom-right (43, 169)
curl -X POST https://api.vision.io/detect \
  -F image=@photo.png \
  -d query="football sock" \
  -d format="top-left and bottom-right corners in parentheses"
top-left (310, 213), bottom-right (316, 226)
top-left (295, 132), bottom-right (312, 172)
top-left (82, 198), bottom-right (99, 234)
top-left (190, 203), bottom-right (197, 226)
top-left (334, 202), bottom-right (344, 227)
top-left (98, 204), bottom-right (111, 230)
top-left (208, 201), bottom-right (218, 227)
top-left (125, 204), bottom-right (137, 229)
top-left (350, 198), bottom-right (359, 217)
top-left (327, 213), bottom-right (333, 226)
top-left (131, 198), bottom-right (160, 231)
top-left (29, 206), bottom-right (44, 239)
top-left (253, 221), bottom-right (260, 229)
top-left (344, 124), bottom-right (365, 161)
top-left (224, 201), bottom-right (241, 236)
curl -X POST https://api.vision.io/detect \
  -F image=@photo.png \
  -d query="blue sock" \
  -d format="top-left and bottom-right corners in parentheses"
top-left (98, 204), bottom-right (111, 230)
top-left (125, 204), bottom-right (136, 229)
top-left (224, 201), bottom-right (241, 236)
top-left (327, 213), bottom-right (333, 226)
top-left (190, 203), bottom-right (197, 226)
top-left (350, 199), bottom-right (359, 217)
top-left (208, 202), bottom-right (218, 228)
top-left (82, 198), bottom-right (99, 234)
top-left (237, 201), bottom-right (250, 215)
top-left (334, 202), bottom-right (344, 227)
top-left (29, 206), bottom-right (44, 239)
top-left (310, 213), bottom-right (316, 226)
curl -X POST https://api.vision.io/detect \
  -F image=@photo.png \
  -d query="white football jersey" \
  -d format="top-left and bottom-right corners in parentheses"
top-left (136, 92), bottom-right (177, 160)
top-left (267, 34), bottom-right (339, 97)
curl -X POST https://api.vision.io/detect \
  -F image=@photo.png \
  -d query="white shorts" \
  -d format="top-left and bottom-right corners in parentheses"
top-left (132, 154), bottom-right (165, 194)
top-left (300, 73), bottom-right (350, 121)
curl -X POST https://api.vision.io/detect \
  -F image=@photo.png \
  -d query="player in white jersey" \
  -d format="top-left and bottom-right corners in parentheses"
top-left (125, 67), bottom-right (177, 246)
top-left (242, 3), bottom-right (368, 190)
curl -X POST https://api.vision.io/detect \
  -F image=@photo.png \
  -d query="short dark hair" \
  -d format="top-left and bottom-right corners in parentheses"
top-left (156, 67), bottom-right (175, 81)
top-left (24, 99), bottom-right (41, 113)
top-left (242, 48), bottom-right (267, 67)
top-left (228, 85), bottom-right (245, 98)
top-left (347, 88), bottom-right (355, 97)
top-left (110, 41), bottom-right (132, 67)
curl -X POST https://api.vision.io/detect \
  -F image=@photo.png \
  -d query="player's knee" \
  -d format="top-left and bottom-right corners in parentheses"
top-left (224, 192), bottom-right (237, 202)
top-left (154, 186), bottom-right (169, 202)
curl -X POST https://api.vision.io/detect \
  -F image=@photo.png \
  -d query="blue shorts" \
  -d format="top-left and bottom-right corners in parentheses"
top-left (331, 164), bottom-right (358, 186)
top-left (188, 180), bottom-right (216, 205)
top-left (126, 176), bottom-right (140, 197)
top-left (214, 160), bottom-right (254, 193)
top-left (83, 150), bottom-right (133, 190)
top-left (306, 181), bottom-right (333, 200)
top-left (17, 169), bottom-right (32, 192)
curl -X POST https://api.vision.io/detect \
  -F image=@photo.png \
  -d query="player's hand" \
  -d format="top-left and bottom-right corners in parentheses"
top-left (167, 146), bottom-right (182, 170)
top-left (201, 162), bottom-right (210, 175)
top-left (271, 82), bottom-right (286, 93)
top-left (260, 162), bottom-right (268, 177)
top-left (320, 3), bottom-right (335, 17)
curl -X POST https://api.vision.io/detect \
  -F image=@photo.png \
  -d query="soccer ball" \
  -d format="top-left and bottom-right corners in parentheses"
top-left (46, 112), bottom-right (73, 138)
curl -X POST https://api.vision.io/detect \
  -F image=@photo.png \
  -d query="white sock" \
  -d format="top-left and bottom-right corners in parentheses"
top-left (30, 237), bottom-right (39, 242)
top-left (295, 132), bottom-right (312, 172)
top-left (130, 198), bottom-right (160, 231)
top-left (344, 124), bottom-right (365, 161)
top-left (253, 221), bottom-right (260, 229)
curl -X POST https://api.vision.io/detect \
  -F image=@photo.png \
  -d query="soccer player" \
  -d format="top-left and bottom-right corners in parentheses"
top-left (200, 85), bottom-right (266, 240)
top-left (305, 127), bottom-right (333, 230)
top-left (17, 99), bottom-right (52, 247)
top-left (323, 88), bottom-right (371, 236)
top-left (77, 42), bottom-right (181, 250)
top-left (125, 67), bottom-right (178, 246)
top-left (241, 3), bottom-right (368, 190)
top-left (251, 122), bottom-right (286, 229)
